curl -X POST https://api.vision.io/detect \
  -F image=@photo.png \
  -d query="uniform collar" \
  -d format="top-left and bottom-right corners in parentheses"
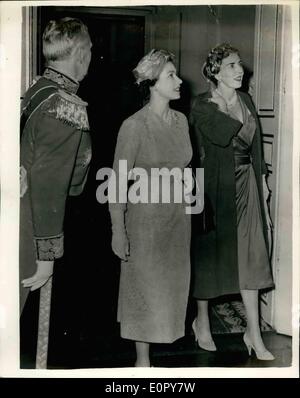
top-left (43, 66), bottom-right (79, 94)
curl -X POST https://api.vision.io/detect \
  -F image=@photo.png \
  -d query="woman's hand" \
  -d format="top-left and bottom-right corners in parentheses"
top-left (112, 228), bottom-right (130, 261)
top-left (20, 165), bottom-right (28, 197)
top-left (262, 175), bottom-right (273, 254)
top-left (21, 260), bottom-right (54, 291)
top-left (209, 90), bottom-right (228, 113)
top-left (262, 175), bottom-right (273, 230)
top-left (263, 175), bottom-right (270, 202)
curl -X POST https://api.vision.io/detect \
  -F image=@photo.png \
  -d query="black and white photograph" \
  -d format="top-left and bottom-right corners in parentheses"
top-left (0, 0), bottom-right (299, 379)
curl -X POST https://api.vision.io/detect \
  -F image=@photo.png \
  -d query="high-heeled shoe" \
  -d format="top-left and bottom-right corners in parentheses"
top-left (192, 319), bottom-right (217, 352)
top-left (243, 332), bottom-right (275, 361)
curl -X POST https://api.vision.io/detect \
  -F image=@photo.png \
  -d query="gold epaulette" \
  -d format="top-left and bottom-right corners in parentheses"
top-left (57, 89), bottom-right (88, 106)
top-left (42, 90), bottom-right (90, 131)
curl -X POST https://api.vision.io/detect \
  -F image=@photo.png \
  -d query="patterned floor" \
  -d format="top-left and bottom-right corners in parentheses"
top-left (211, 300), bottom-right (272, 334)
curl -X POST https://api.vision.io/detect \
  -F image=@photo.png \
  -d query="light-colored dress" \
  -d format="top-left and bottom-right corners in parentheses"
top-left (110, 104), bottom-right (193, 343)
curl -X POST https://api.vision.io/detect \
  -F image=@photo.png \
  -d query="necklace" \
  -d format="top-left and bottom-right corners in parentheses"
top-left (148, 104), bottom-right (173, 125)
top-left (215, 89), bottom-right (238, 108)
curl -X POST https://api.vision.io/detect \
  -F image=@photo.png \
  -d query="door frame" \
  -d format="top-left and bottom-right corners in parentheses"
top-left (21, 5), bottom-right (157, 93)
top-left (21, 7), bottom-right (39, 95)
top-left (253, 4), bottom-right (295, 335)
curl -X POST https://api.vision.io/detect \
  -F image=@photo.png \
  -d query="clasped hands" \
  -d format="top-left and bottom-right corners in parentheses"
top-left (21, 260), bottom-right (54, 291)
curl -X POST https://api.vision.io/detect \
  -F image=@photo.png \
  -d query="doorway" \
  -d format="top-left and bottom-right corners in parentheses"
top-left (39, 7), bottom-right (146, 163)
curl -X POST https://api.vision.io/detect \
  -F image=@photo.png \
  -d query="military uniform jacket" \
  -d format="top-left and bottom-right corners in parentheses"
top-left (20, 67), bottom-right (91, 272)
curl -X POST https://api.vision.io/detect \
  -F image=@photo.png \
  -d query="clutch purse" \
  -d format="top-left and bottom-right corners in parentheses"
top-left (192, 193), bottom-right (215, 235)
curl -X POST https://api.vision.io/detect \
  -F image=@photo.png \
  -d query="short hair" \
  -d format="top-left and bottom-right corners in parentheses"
top-left (203, 43), bottom-right (240, 85)
top-left (42, 17), bottom-right (90, 62)
top-left (133, 49), bottom-right (175, 100)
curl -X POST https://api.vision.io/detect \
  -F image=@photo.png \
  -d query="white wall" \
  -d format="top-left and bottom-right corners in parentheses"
top-left (273, 6), bottom-right (294, 336)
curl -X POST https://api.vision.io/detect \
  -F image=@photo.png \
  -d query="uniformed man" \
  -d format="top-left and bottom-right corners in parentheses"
top-left (20, 17), bottom-right (92, 313)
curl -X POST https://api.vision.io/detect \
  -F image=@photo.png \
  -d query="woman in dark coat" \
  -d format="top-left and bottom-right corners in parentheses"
top-left (190, 43), bottom-right (274, 360)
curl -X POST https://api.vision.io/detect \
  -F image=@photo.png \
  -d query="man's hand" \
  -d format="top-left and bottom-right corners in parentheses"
top-left (21, 260), bottom-right (54, 291)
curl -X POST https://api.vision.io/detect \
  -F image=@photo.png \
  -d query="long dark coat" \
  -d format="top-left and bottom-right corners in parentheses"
top-left (190, 90), bottom-right (269, 299)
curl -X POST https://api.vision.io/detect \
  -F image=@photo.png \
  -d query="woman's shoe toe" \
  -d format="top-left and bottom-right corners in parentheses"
top-left (197, 338), bottom-right (217, 352)
top-left (192, 319), bottom-right (217, 352)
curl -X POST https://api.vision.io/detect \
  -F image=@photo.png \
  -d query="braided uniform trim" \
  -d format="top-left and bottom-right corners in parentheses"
top-left (42, 90), bottom-right (90, 131)
top-left (34, 233), bottom-right (64, 261)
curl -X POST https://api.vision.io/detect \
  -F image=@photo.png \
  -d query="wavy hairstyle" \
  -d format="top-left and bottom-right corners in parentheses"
top-left (133, 49), bottom-right (175, 100)
top-left (42, 17), bottom-right (90, 62)
top-left (203, 43), bottom-right (240, 85)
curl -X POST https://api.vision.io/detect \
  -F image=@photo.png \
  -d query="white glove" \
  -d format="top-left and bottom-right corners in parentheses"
top-left (112, 228), bottom-right (130, 262)
top-left (262, 176), bottom-right (273, 256)
top-left (263, 175), bottom-right (270, 202)
top-left (21, 260), bottom-right (54, 291)
top-left (20, 165), bottom-right (28, 197)
top-left (262, 175), bottom-right (273, 230)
